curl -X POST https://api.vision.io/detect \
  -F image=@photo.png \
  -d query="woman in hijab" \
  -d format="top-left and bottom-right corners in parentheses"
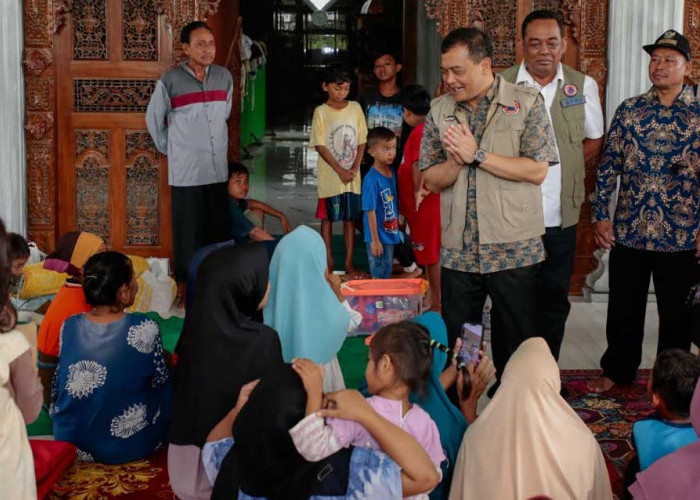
top-left (37, 231), bottom-right (105, 403)
top-left (264, 226), bottom-right (356, 392)
top-left (411, 312), bottom-right (494, 500)
top-left (168, 243), bottom-right (283, 500)
top-left (449, 337), bottom-right (612, 500)
top-left (629, 376), bottom-right (700, 499)
top-left (209, 364), bottom-right (440, 499)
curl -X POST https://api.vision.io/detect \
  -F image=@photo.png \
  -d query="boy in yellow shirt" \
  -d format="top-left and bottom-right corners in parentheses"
top-left (310, 67), bottom-right (367, 274)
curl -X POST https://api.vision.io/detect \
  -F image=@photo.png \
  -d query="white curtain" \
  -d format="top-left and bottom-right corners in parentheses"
top-left (0, 0), bottom-right (27, 235)
top-left (606, 0), bottom-right (685, 126)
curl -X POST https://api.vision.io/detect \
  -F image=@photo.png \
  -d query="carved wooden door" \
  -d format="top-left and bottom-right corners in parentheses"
top-left (55, 0), bottom-right (172, 258)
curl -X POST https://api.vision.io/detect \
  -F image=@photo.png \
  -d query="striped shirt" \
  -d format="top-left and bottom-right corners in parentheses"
top-left (146, 62), bottom-right (233, 187)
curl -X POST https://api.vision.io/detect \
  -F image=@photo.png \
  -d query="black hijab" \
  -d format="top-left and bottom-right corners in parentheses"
top-left (212, 364), bottom-right (352, 500)
top-left (169, 243), bottom-right (283, 447)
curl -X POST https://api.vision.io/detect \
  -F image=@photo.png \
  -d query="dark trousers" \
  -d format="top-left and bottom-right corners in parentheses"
top-left (171, 182), bottom-right (230, 282)
top-left (601, 245), bottom-right (697, 383)
top-left (538, 225), bottom-right (578, 360)
top-left (441, 264), bottom-right (541, 381)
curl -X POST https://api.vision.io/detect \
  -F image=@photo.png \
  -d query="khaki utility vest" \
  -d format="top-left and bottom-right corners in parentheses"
top-left (429, 78), bottom-right (545, 248)
top-left (501, 64), bottom-right (587, 228)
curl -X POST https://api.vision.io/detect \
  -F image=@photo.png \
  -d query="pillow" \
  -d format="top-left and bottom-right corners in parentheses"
top-left (18, 263), bottom-right (68, 299)
top-left (128, 255), bottom-right (149, 278)
top-left (19, 255), bottom-right (152, 299)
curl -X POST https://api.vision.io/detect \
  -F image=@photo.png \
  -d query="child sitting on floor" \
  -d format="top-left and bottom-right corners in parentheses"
top-left (290, 321), bottom-right (445, 500)
top-left (227, 162), bottom-right (292, 243)
top-left (624, 349), bottom-right (700, 495)
top-left (8, 234), bottom-right (30, 310)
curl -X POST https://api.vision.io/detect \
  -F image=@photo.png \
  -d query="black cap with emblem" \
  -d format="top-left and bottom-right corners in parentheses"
top-left (643, 29), bottom-right (692, 61)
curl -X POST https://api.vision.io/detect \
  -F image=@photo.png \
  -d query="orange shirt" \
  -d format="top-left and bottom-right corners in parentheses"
top-left (37, 285), bottom-right (91, 357)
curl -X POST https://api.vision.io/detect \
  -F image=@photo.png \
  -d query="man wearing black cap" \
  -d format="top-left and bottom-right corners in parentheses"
top-left (589, 30), bottom-right (700, 392)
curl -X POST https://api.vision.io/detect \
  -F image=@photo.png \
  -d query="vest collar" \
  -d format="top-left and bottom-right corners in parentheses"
top-left (515, 62), bottom-right (565, 89)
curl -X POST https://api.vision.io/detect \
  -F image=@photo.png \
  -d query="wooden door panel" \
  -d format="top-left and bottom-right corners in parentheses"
top-left (56, 0), bottom-right (172, 258)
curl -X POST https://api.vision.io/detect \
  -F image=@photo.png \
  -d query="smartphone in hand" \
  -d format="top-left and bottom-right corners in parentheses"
top-left (459, 322), bottom-right (483, 367)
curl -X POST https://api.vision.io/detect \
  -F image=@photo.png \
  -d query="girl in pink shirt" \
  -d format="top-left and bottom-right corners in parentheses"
top-left (290, 321), bottom-right (445, 500)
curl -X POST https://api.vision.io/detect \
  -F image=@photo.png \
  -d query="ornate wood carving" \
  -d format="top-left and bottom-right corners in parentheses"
top-left (74, 130), bottom-right (111, 242)
top-left (72, 0), bottom-right (108, 60)
top-left (125, 131), bottom-right (160, 246)
top-left (533, 0), bottom-right (581, 44)
top-left (73, 79), bottom-right (156, 112)
top-left (27, 141), bottom-right (54, 226)
top-left (24, 1), bottom-right (57, 251)
top-left (155, 0), bottom-right (222, 64)
top-left (685, 0), bottom-right (700, 83)
top-left (123, 0), bottom-right (159, 61)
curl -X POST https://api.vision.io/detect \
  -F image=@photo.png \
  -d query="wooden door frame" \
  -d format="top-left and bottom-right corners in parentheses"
top-left (23, 0), bottom-right (224, 253)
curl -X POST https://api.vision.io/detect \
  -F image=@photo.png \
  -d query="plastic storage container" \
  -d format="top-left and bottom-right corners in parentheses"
top-left (341, 279), bottom-right (425, 335)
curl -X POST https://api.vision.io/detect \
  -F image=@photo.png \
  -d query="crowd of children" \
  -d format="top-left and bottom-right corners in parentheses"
top-left (308, 60), bottom-right (439, 308)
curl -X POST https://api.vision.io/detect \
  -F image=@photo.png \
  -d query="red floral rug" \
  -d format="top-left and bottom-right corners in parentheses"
top-left (562, 369), bottom-right (654, 499)
top-left (48, 447), bottom-right (174, 499)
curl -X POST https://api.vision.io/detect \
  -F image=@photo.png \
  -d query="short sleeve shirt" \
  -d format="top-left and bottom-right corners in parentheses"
top-left (419, 75), bottom-right (559, 273)
top-left (310, 102), bottom-right (368, 198)
top-left (362, 168), bottom-right (402, 245)
top-left (228, 198), bottom-right (254, 242)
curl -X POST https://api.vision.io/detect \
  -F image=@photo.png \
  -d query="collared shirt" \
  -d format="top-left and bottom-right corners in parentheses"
top-left (146, 62), bottom-right (233, 187)
top-left (515, 63), bottom-right (605, 227)
top-left (592, 85), bottom-right (700, 252)
top-left (420, 75), bottom-right (559, 273)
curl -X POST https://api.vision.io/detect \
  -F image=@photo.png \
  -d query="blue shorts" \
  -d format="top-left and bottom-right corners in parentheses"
top-left (366, 243), bottom-right (395, 279)
top-left (316, 193), bottom-right (361, 222)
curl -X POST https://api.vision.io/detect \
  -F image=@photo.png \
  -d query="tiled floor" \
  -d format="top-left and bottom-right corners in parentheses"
top-left (242, 136), bottom-right (669, 372)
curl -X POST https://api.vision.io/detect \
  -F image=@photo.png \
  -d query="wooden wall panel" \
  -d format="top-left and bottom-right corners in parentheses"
top-left (23, 0), bottom-right (235, 256)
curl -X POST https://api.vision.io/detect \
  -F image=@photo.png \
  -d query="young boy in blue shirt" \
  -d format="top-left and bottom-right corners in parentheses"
top-left (362, 127), bottom-right (402, 279)
top-left (624, 349), bottom-right (700, 497)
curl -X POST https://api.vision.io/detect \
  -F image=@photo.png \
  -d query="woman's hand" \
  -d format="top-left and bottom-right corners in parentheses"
top-left (292, 358), bottom-right (324, 414)
top-left (458, 349), bottom-right (495, 423)
top-left (325, 269), bottom-right (344, 302)
top-left (234, 379), bottom-right (260, 412)
top-left (439, 337), bottom-right (462, 391)
top-left (317, 389), bottom-right (374, 423)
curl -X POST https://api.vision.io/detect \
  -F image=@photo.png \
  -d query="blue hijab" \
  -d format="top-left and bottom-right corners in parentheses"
top-left (412, 312), bottom-right (468, 500)
top-left (264, 226), bottom-right (350, 364)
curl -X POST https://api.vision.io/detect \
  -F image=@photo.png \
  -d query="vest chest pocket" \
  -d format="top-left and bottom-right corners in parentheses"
top-left (499, 182), bottom-right (541, 229)
top-left (491, 119), bottom-right (525, 158)
top-left (567, 120), bottom-right (586, 145)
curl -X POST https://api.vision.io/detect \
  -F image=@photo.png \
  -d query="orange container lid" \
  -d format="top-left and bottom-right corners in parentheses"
top-left (340, 278), bottom-right (425, 297)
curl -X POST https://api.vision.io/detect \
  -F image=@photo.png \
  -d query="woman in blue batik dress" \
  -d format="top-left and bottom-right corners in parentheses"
top-left (51, 251), bottom-right (171, 464)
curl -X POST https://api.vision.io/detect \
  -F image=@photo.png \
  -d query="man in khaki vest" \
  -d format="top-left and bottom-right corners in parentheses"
top-left (421, 28), bottom-right (559, 394)
top-left (501, 10), bottom-right (604, 372)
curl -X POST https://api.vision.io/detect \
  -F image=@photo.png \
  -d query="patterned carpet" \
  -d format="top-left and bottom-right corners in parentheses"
top-left (562, 369), bottom-right (654, 499)
top-left (47, 448), bottom-right (174, 499)
top-left (45, 369), bottom-right (653, 499)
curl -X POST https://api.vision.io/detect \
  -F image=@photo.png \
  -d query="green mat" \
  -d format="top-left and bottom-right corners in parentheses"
top-left (145, 312), bottom-right (185, 354)
top-left (337, 336), bottom-right (370, 390)
top-left (331, 233), bottom-right (369, 273)
top-left (26, 407), bottom-right (53, 436)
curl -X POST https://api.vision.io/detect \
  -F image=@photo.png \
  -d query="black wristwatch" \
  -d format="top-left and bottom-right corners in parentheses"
top-left (473, 149), bottom-right (487, 164)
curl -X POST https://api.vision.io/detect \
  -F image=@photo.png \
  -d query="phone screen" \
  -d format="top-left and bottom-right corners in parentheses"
top-left (459, 322), bottom-right (483, 366)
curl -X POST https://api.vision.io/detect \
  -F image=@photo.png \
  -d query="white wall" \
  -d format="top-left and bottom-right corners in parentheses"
top-left (606, 0), bottom-right (685, 125)
top-left (0, 0), bottom-right (27, 235)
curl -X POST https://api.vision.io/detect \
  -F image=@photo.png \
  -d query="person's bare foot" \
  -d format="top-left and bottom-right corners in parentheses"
top-left (345, 265), bottom-right (360, 278)
top-left (398, 267), bottom-right (423, 279)
top-left (587, 376), bottom-right (615, 393)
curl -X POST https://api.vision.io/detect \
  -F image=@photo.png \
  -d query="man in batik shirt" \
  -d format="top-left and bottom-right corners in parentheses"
top-left (589, 30), bottom-right (700, 392)
top-left (421, 27), bottom-right (559, 393)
